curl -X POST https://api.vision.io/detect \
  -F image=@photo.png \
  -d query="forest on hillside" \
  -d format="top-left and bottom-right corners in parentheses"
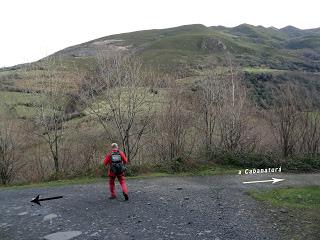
top-left (1, 50), bottom-right (320, 185)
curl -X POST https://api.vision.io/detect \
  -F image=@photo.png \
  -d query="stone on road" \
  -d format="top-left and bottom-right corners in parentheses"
top-left (43, 231), bottom-right (82, 240)
top-left (43, 213), bottom-right (58, 224)
top-left (17, 212), bottom-right (28, 216)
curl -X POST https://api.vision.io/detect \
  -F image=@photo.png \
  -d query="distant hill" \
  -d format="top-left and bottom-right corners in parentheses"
top-left (1, 23), bottom-right (320, 109)
top-left (2, 23), bottom-right (320, 73)
top-left (46, 23), bottom-right (320, 73)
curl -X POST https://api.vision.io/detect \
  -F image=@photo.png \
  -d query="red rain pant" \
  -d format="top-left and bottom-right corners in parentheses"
top-left (109, 175), bottom-right (128, 197)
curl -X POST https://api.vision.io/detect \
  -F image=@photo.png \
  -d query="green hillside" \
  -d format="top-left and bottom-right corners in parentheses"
top-left (3, 23), bottom-right (320, 73)
top-left (94, 23), bottom-right (320, 72)
top-left (1, 23), bottom-right (320, 117)
top-left (1, 23), bottom-right (320, 185)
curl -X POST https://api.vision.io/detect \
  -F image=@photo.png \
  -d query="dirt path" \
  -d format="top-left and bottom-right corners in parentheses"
top-left (0, 173), bottom-right (319, 240)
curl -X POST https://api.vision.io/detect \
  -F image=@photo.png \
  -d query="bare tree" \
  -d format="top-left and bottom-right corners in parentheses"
top-left (295, 94), bottom-right (320, 156)
top-left (0, 119), bottom-right (19, 184)
top-left (152, 90), bottom-right (195, 166)
top-left (215, 62), bottom-right (257, 153)
top-left (81, 53), bottom-right (156, 162)
top-left (219, 72), bottom-right (256, 153)
top-left (298, 111), bottom-right (320, 155)
top-left (196, 67), bottom-right (226, 151)
top-left (268, 85), bottom-right (303, 157)
top-left (218, 97), bottom-right (256, 153)
top-left (26, 57), bottom-right (70, 174)
top-left (194, 53), bottom-right (257, 154)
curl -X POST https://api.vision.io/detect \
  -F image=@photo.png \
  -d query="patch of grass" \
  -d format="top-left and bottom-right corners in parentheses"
top-left (250, 186), bottom-right (320, 209)
top-left (243, 67), bottom-right (286, 73)
top-left (105, 24), bottom-right (210, 47)
top-left (127, 172), bottom-right (172, 179)
top-left (191, 165), bottom-right (238, 176)
top-left (250, 187), bottom-right (320, 239)
top-left (0, 91), bottom-right (44, 105)
top-left (0, 91), bottom-right (46, 118)
top-left (14, 105), bottom-right (39, 118)
top-left (84, 87), bottom-right (170, 116)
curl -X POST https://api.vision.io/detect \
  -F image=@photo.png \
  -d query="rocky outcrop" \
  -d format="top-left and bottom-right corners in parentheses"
top-left (53, 39), bottom-right (129, 58)
top-left (199, 37), bottom-right (227, 52)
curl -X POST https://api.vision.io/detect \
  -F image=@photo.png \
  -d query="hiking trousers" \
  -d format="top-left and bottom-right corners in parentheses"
top-left (109, 175), bottom-right (128, 197)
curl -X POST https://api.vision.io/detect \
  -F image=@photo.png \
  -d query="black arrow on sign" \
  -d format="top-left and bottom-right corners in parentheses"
top-left (31, 195), bottom-right (63, 206)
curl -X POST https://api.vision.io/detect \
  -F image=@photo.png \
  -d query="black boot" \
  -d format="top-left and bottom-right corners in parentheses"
top-left (123, 192), bottom-right (129, 201)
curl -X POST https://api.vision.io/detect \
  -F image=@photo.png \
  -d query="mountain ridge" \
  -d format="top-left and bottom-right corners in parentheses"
top-left (2, 23), bottom-right (320, 71)
top-left (1, 23), bottom-right (320, 117)
top-left (52, 23), bottom-right (320, 73)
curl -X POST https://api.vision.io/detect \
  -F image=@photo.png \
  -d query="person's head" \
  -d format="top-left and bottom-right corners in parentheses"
top-left (111, 143), bottom-right (118, 150)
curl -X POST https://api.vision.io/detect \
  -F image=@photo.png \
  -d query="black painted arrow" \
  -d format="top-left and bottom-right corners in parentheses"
top-left (31, 195), bottom-right (63, 206)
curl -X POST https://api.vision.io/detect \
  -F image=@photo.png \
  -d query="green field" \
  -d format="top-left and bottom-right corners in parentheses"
top-left (243, 67), bottom-right (286, 73)
top-left (250, 187), bottom-right (320, 239)
top-left (0, 91), bottom-right (56, 118)
top-left (251, 186), bottom-right (320, 209)
top-left (0, 91), bottom-right (43, 105)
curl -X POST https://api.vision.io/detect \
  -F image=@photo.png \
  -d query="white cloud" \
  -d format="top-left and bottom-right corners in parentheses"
top-left (1, 0), bottom-right (319, 67)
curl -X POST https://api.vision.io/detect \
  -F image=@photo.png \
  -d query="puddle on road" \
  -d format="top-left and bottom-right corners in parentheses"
top-left (43, 231), bottom-right (82, 240)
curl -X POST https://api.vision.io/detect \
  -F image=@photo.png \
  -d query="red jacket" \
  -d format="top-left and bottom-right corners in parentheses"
top-left (104, 149), bottom-right (128, 177)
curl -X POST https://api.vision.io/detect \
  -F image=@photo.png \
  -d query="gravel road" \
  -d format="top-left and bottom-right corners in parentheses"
top-left (0, 173), bottom-right (319, 240)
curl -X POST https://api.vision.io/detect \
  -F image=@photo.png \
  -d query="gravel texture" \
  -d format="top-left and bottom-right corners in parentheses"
top-left (0, 173), bottom-right (319, 240)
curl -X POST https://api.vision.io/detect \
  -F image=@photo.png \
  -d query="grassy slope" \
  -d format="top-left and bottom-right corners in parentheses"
top-left (250, 187), bottom-right (320, 239)
top-left (1, 23), bottom-right (319, 137)
top-left (0, 91), bottom-right (44, 117)
top-left (1, 23), bottom-right (319, 91)
top-left (1, 23), bottom-right (319, 74)
top-left (250, 186), bottom-right (320, 208)
top-left (1, 24), bottom-right (320, 184)
top-left (97, 23), bottom-right (319, 71)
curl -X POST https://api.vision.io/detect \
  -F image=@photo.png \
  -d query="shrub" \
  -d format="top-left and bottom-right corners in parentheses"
top-left (284, 155), bottom-right (320, 172)
top-left (210, 150), bottom-right (320, 172)
top-left (211, 151), bottom-right (279, 168)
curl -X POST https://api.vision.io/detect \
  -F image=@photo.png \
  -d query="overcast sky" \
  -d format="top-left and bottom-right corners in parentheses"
top-left (1, 0), bottom-right (319, 67)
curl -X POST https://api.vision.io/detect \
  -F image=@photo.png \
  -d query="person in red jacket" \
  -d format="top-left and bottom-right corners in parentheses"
top-left (104, 143), bottom-right (129, 200)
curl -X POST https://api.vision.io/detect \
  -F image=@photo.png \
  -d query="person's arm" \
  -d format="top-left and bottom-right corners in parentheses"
top-left (104, 152), bottom-right (111, 166)
top-left (120, 151), bottom-right (128, 164)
